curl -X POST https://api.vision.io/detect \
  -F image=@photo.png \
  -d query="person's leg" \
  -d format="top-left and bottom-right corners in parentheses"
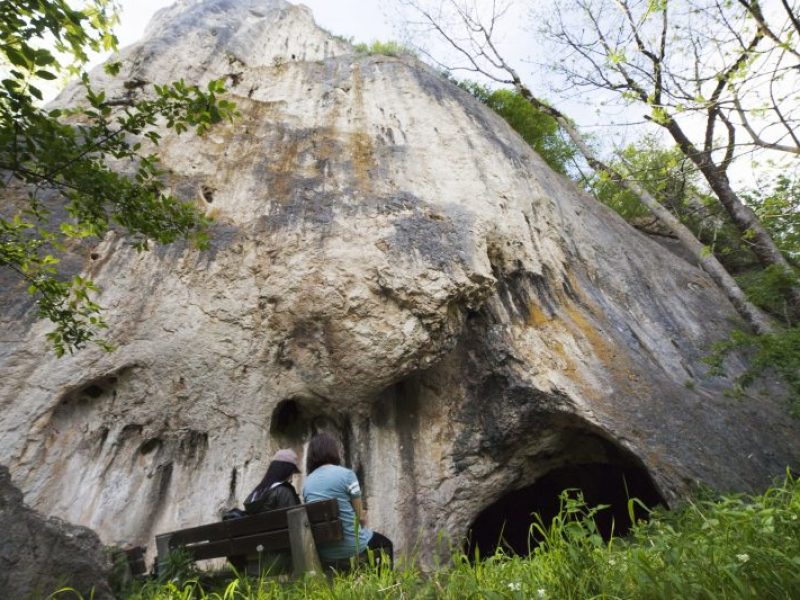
top-left (366, 531), bottom-right (394, 568)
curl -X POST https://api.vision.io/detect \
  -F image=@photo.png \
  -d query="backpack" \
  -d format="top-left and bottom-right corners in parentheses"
top-left (222, 507), bottom-right (247, 520)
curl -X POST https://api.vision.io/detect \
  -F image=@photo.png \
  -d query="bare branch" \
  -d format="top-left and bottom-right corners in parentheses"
top-left (781, 0), bottom-right (800, 37)
top-left (703, 30), bottom-right (763, 155)
top-left (718, 109), bottom-right (737, 169)
top-left (768, 51), bottom-right (800, 148)
top-left (739, 0), bottom-right (800, 60)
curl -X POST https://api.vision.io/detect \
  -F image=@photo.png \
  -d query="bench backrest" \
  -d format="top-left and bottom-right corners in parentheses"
top-left (157, 500), bottom-right (342, 561)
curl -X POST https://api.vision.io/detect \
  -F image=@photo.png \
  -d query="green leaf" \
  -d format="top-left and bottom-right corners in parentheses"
top-left (6, 46), bottom-right (30, 68)
top-left (104, 61), bottom-right (122, 76)
top-left (0, 0), bottom-right (239, 357)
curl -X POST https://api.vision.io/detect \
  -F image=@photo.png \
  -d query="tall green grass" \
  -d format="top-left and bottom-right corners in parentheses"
top-left (51, 472), bottom-right (800, 599)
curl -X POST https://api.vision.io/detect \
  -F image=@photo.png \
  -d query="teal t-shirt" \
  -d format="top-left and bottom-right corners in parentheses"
top-left (302, 464), bottom-right (373, 561)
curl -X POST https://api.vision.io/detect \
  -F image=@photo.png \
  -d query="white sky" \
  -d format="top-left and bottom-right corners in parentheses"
top-left (113, 1), bottom-right (396, 50)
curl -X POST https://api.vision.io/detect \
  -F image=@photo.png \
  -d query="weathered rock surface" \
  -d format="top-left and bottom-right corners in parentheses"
top-left (0, 465), bottom-right (112, 599)
top-left (1, 0), bottom-right (798, 562)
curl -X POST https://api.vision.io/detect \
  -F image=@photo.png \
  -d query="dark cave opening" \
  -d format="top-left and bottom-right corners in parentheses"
top-left (270, 398), bottom-right (306, 444)
top-left (465, 462), bottom-right (664, 559)
top-left (269, 397), bottom-right (348, 453)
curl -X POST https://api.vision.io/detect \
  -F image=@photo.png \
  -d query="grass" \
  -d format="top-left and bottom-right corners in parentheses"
top-left (50, 472), bottom-right (800, 599)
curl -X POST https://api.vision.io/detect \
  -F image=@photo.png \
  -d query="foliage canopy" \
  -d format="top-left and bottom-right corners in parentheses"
top-left (0, 0), bottom-right (236, 355)
top-left (459, 81), bottom-right (576, 175)
top-left (587, 136), bottom-right (762, 275)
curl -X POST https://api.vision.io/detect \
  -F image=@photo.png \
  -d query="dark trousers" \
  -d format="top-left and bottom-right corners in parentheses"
top-left (365, 531), bottom-right (394, 568)
top-left (323, 531), bottom-right (395, 573)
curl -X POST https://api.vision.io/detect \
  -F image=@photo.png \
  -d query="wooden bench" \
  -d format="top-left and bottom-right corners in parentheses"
top-left (155, 500), bottom-right (342, 578)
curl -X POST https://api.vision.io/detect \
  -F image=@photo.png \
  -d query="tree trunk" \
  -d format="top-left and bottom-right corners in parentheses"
top-left (663, 120), bottom-right (800, 316)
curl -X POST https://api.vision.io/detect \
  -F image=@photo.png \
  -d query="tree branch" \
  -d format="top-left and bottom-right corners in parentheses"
top-left (703, 30), bottom-right (763, 155)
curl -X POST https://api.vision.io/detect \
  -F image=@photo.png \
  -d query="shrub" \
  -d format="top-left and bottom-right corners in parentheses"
top-left (352, 40), bottom-right (415, 57)
top-left (705, 324), bottom-right (800, 414)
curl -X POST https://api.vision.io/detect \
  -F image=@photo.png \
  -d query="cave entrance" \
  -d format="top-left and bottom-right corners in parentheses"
top-left (270, 399), bottom-right (307, 445)
top-left (465, 461), bottom-right (663, 559)
top-left (268, 397), bottom-right (351, 461)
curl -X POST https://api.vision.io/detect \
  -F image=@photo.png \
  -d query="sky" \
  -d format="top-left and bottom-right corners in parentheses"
top-left (113, 1), bottom-right (396, 50)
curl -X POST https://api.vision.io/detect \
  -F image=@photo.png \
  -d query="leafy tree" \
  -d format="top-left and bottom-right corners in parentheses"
top-left (737, 175), bottom-right (800, 322)
top-left (459, 81), bottom-right (576, 175)
top-left (588, 136), bottom-right (760, 275)
top-left (541, 0), bottom-right (800, 317)
top-left (744, 175), bottom-right (800, 265)
top-left (588, 138), bottom-right (699, 222)
top-left (0, 0), bottom-right (236, 356)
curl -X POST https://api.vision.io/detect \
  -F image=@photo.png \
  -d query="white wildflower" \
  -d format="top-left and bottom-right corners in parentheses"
top-left (256, 544), bottom-right (264, 553)
top-left (507, 582), bottom-right (521, 592)
top-left (736, 553), bottom-right (750, 563)
top-left (538, 589), bottom-right (546, 598)
top-left (608, 558), bottom-right (617, 566)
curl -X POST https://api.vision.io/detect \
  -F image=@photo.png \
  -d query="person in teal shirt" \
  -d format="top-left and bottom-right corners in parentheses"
top-left (302, 433), bottom-right (393, 568)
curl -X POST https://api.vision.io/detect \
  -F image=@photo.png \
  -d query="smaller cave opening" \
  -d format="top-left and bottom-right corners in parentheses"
top-left (269, 397), bottom-right (344, 448)
top-left (83, 384), bottom-right (105, 399)
top-left (269, 398), bottom-right (356, 473)
top-left (138, 438), bottom-right (162, 456)
top-left (200, 185), bottom-right (215, 204)
top-left (465, 462), bottom-right (663, 559)
top-left (270, 399), bottom-right (305, 442)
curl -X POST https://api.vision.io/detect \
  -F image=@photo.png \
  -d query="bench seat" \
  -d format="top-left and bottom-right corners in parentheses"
top-left (155, 499), bottom-right (342, 576)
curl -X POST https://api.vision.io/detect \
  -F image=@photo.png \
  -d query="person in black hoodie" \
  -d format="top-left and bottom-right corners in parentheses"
top-left (244, 448), bottom-right (301, 514)
top-left (228, 448), bottom-right (301, 574)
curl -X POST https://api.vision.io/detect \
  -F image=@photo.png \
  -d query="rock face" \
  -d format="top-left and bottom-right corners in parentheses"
top-left (1, 0), bottom-right (798, 562)
top-left (0, 465), bottom-right (112, 599)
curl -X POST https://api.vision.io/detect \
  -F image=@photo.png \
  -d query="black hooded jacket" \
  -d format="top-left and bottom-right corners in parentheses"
top-left (244, 481), bottom-right (300, 514)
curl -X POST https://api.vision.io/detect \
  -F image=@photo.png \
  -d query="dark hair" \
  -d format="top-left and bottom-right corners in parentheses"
top-left (306, 432), bottom-right (341, 474)
top-left (245, 460), bottom-right (297, 506)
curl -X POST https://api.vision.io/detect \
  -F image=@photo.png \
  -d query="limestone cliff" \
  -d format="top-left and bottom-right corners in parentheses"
top-left (1, 0), bottom-right (797, 561)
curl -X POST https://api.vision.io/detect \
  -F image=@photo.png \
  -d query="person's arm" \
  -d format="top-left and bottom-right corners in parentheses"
top-left (351, 496), bottom-right (366, 526)
top-left (345, 470), bottom-right (367, 526)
